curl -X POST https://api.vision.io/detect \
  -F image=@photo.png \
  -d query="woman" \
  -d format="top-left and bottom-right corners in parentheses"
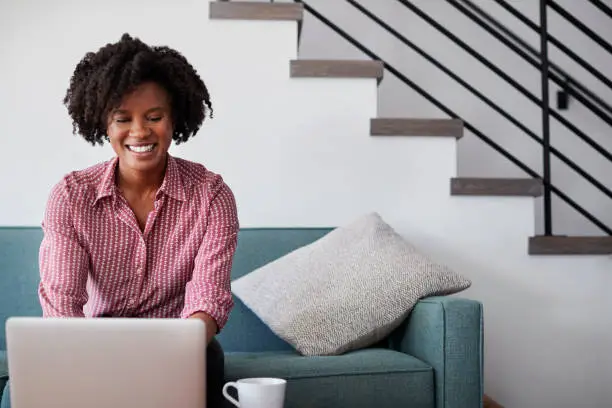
top-left (1, 33), bottom-right (238, 408)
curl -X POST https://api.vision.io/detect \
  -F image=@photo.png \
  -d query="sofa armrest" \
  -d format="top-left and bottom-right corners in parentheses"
top-left (389, 296), bottom-right (483, 408)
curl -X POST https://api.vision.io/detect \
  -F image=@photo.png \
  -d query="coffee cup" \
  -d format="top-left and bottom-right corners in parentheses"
top-left (222, 377), bottom-right (286, 408)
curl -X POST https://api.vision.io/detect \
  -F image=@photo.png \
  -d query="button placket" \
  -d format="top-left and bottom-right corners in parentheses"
top-left (143, 195), bottom-right (164, 239)
top-left (126, 237), bottom-right (146, 312)
top-left (115, 193), bottom-right (143, 237)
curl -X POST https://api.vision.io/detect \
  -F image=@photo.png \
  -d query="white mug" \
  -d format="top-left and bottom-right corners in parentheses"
top-left (222, 377), bottom-right (287, 408)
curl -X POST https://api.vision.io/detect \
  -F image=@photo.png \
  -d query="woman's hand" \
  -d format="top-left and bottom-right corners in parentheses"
top-left (189, 311), bottom-right (218, 345)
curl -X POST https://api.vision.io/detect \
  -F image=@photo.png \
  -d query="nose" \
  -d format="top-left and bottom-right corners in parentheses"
top-left (129, 119), bottom-right (151, 138)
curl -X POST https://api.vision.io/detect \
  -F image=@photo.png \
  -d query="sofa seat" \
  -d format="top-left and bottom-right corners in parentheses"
top-left (224, 348), bottom-right (434, 408)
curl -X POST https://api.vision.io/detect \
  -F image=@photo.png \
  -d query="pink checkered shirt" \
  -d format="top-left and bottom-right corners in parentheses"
top-left (38, 154), bottom-right (238, 330)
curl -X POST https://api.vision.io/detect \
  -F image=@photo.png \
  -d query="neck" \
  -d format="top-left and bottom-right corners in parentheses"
top-left (116, 155), bottom-right (168, 197)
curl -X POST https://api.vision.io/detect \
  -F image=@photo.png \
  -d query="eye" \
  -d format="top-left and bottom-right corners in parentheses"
top-left (115, 118), bottom-right (130, 123)
top-left (148, 117), bottom-right (162, 122)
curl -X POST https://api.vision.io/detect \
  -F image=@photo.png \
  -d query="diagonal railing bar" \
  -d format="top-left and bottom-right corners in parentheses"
top-left (587, 0), bottom-right (612, 19)
top-left (548, 0), bottom-right (612, 55)
top-left (396, 0), bottom-right (612, 163)
top-left (294, 0), bottom-right (612, 235)
top-left (346, 0), bottom-right (612, 202)
top-left (451, 0), bottom-right (612, 125)
top-left (493, 0), bottom-right (612, 91)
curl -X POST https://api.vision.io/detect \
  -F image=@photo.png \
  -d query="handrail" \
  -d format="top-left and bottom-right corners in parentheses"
top-left (492, 0), bottom-right (612, 91)
top-left (548, 0), bottom-right (612, 55)
top-left (396, 0), bottom-right (612, 164)
top-left (346, 0), bottom-right (612, 203)
top-left (450, 0), bottom-right (612, 126)
top-left (587, 0), bottom-right (612, 19)
top-left (295, 0), bottom-right (612, 235)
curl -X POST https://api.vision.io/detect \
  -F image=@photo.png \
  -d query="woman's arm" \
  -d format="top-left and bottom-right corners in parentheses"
top-left (38, 181), bottom-right (89, 317)
top-left (181, 179), bottom-right (239, 345)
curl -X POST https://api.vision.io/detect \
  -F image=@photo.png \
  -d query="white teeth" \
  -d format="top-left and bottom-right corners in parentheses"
top-left (128, 144), bottom-right (154, 153)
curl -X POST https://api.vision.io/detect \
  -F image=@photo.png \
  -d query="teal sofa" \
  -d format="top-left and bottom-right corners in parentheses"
top-left (0, 227), bottom-right (483, 408)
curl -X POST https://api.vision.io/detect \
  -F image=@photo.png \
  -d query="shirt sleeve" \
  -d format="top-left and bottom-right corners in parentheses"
top-left (181, 178), bottom-right (239, 331)
top-left (38, 181), bottom-right (89, 317)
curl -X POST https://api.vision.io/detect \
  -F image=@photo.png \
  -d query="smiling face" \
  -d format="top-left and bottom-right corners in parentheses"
top-left (106, 81), bottom-right (173, 177)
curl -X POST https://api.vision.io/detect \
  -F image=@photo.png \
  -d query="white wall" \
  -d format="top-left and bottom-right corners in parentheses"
top-left (1, 1), bottom-right (611, 408)
top-left (292, 0), bottom-right (612, 237)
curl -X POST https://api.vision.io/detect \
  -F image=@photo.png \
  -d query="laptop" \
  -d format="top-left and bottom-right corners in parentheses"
top-left (5, 317), bottom-right (207, 408)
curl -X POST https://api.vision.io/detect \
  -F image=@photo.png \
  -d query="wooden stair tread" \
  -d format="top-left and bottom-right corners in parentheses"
top-left (371, 118), bottom-right (463, 138)
top-left (210, 2), bottom-right (304, 21)
top-left (451, 178), bottom-right (543, 197)
top-left (290, 60), bottom-right (384, 80)
top-left (529, 236), bottom-right (612, 255)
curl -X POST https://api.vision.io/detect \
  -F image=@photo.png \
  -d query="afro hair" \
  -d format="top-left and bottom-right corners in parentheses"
top-left (63, 33), bottom-right (212, 145)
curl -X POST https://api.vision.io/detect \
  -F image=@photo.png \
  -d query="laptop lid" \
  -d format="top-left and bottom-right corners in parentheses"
top-left (6, 317), bottom-right (206, 408)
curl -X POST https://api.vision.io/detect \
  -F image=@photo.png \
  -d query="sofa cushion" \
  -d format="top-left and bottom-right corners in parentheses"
top-left (225, 348), bottom-right (434, 408)
top-left (232, 212), bottom-right (471, 356)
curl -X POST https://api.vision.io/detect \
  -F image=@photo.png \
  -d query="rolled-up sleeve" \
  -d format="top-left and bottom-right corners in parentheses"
top-left (38, 181), bottom-right (89, 317)
top-left (181, 180), bottom-right (239, 331)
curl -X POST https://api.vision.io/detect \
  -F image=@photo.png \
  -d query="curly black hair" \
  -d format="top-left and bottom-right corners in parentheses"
top-left (63, 33), bottom-right (212, 146)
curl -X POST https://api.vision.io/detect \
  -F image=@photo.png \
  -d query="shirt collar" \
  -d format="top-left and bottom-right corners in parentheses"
top-left (158, 154), bottom-right (187, 202)
top-left (93, 157), bottom-right (119, 206)
top-left (93, 154), bottom-right (186, 206)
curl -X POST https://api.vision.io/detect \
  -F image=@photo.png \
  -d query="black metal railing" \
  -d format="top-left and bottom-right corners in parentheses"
top-left (344, 1), bottom-right (612, 210)
top-left (221, 0), bottom-right (612, 235)
top-left (493, 0), bottom-right (612, 91)
top-left (588, 0), bottom-right (612, 19)
top-left (486, 0), bottom-right (611, 234)
top-left (396, 0), bottom-right (612, 163)
top-left (393, 0), bottom-right (612, 236)
top-left (448, 0), bottom-right (612, 126)
top-left (540, 0), bottom-right (553, 235)
top-left (458, 0), bottom-right (612, 119)
top-left (356, 0), bottom-right (611, 235)
top-left (548, 0), bottom-right (612, 55)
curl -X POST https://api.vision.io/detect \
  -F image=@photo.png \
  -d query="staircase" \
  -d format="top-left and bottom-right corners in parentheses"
top-left (197, 2), bottom-right (612, 407)
top-left (210, 0), bottom-right (612, 256)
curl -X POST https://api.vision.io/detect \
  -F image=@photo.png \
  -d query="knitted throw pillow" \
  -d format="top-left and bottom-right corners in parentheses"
top-left (231, 212), bottom-right (471, 356)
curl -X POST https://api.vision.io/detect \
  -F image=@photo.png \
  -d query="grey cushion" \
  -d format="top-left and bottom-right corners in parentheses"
top-left (232, 212), bottom-right (471, 356)
top-left (225, 349), bottom-right (434, 408)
